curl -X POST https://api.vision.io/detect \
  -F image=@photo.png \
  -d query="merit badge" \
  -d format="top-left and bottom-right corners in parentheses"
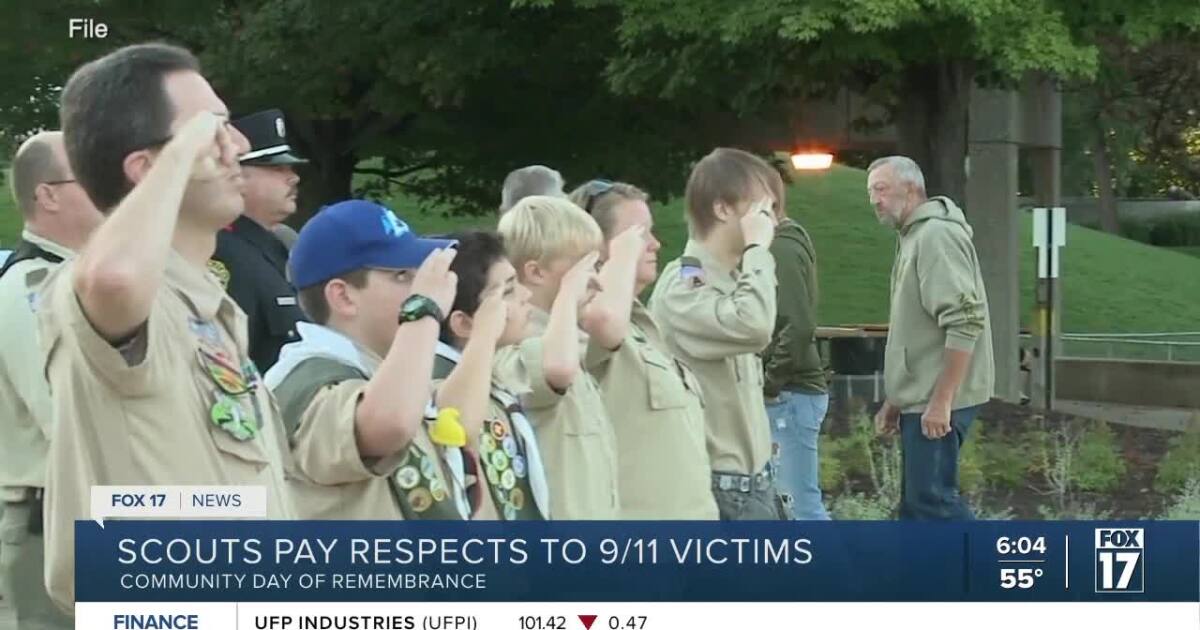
top-left (210, 394), bottom-right (255, 441)
top-left (503, 504), bottom-right (517, 520)
top-left (206, 259), bottom-right (231, 289)
top-left (511, 455), bottom-right (527, 479)
top-left (188, 316), bottom-right (224, 349)
top-left (198, 348), bottom-right (250, 395)
top-left (490, 450), bottom-right (510, 472)
top-left (500, 469), bottom-right (516, 491)
top-left (490, 420), bottom-right (508, 440)
top-left (485, 464), bottom-right (500, 487)
top-left (502, 436), bottom-right (518, 458)
top-left (407, 488), bottom-right (433, 513)
top-left (430, 479), bottom-right (447, 503)
top-left (509, 487), bottom-right (525, 510)
top-left (481, 433), bottom-right (497, 454)
top-left (396, 466), bottom-right (421, 490)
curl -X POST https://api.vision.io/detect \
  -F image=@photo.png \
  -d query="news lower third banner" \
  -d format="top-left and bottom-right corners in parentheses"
top-left (76, 520), bottom-right (1197, 605)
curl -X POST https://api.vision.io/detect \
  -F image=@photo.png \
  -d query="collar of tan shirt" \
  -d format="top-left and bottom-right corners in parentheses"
top-left (21, 229), bottom-right (75, 260)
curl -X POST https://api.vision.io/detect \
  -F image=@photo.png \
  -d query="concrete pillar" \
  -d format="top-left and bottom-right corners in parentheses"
top-left (1024, 74), bottom-right (1064, 409)
top-left (967, 88), bottom-right (1022, 403)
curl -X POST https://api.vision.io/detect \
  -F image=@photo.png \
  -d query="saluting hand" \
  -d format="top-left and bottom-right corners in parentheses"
top-left (740, 197), bottom-right (777, 248)
top-left (472, 290), bottom-right (509, 345)
top-left (411, 248), bottom-right (459, 318)
top-left (560, 251), bottom-right (603, 308)
top-left (608, 224), bottom-right (647, 264)
top-left (167, 111), bottom-right (242, 182)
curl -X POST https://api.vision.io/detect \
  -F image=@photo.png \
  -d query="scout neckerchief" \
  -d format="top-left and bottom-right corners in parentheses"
top-left (265, 324), bottom-right (469, 517)
top-left (435, 342), bottom-right (550, 518)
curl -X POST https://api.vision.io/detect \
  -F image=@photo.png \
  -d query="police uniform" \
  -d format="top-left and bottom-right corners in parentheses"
top-left (588, 302), bottom-right (718, 519)
top-left (434, 343), bottom-right (548, 521)
top-left (37, 251), bottom-right (297, 611)
top-left (649, 240), bottom-right (789, 520)
top-left (0, 230), bottom-right (73, 629)
top-left (210, 108), bottom-right (308, 373)
top-left (493, 308), bottom-right (620, 520)
top-left (267, 323), bottom-right (468, 521)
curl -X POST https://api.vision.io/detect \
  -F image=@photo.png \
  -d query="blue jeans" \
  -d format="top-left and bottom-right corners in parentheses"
top-left (898, 405), bottom-right (980, 521)
top-left (765, 390), bottom-right (830, 520)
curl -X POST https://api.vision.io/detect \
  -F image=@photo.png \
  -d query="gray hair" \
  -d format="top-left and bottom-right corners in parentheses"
top-left (10, 131), bottom-right (67, 218)
top-left (867, 155), bottom-right (926, 194)
top-left (499, 165), bottom-right (565, 213)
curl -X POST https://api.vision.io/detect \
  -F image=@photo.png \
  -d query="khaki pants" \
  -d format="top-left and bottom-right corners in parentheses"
top-left (0, 503), bottom-right (72, 629)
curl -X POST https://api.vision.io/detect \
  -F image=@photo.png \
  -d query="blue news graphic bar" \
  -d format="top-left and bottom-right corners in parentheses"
top-left (75, 521), bottom-right (1199, 602)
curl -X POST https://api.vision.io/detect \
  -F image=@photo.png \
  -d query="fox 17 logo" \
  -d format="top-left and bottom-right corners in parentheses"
top-left (1094, 528), bottom-right (1145, 593)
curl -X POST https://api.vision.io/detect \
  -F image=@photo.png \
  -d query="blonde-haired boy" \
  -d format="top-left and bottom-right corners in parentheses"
top-left (494, 196), bottom-right (625, 519)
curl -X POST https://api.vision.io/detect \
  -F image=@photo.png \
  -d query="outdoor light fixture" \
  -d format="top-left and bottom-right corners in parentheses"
top-left (790, 151), bottom-right (834, 170)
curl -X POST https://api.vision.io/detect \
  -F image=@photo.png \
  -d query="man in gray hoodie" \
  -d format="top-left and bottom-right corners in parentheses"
top-left (867, 156), bottom-right (994, 520)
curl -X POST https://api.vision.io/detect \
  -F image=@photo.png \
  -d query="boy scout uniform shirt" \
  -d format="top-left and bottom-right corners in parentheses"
top-left (649, 240), bottom-right (777, 476)
top-left (587, 301), bottom-right (718, 519)
top-left (37, 251), bottom-right (297, 611)
top-left (274, 349), bottom-right (463, 521)
top-left (493, 308), bottom-right (620, 520)
top-left (0, 231), bottom-right (72, 501)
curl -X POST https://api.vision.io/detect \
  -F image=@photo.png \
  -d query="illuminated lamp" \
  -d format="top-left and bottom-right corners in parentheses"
top-left (790, 151), bottom-right (834, 170)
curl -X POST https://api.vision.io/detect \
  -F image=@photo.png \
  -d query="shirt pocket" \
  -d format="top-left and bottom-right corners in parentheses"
top-left (265, 299), bottom-right (303, 341)
top-left (640, 345), bottom-right (691, 410)
top-left (192, 350), bottom-right (272, 468)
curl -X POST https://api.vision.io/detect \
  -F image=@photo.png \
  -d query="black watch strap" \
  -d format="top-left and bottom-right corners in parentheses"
top-left (399, 294), bottom-right (444, 324)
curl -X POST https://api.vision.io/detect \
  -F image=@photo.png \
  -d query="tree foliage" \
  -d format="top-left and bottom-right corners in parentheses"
top-left (0, 1), bottom-right (721, 217)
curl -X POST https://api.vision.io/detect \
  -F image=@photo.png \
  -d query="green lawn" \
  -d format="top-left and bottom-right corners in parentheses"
top-left (5, 164), bottom-right (1200, 333)
top-left (1170, 246), bottom-right (1200, 258)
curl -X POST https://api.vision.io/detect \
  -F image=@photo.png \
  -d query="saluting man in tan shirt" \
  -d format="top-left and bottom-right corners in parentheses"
top-left (650, 148), bottom-right (788, 520)
top-left (37, 44), bottom-right (297, 613)
top-left (0, 131), bottom-right (101, 630)
top-left (568, 180), bottom-right (718, 520)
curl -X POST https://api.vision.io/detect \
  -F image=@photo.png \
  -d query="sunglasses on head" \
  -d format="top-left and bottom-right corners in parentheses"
top-left (580, 179), bottom-right (615, 214)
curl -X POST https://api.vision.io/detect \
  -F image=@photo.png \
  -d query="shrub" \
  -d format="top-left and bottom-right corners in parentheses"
top-left (829, 492), bottom-right (893, 520)
top-left (818, 432), bottom-right (847, 491)
top-left (980, 436), bottom-right (1033, 490)
top-left (1155, 431), bottom-right (1200, 493)
top-left (1070, 421), bottom-right (1126, 492)
top-left (1161, 477), bottom-right (1200, 520)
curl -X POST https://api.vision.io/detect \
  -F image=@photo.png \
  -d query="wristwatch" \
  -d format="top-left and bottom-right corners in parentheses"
top-left (398, 294), bottom-right (444, 324)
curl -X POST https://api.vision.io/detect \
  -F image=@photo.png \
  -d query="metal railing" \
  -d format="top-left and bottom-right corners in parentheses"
top-left (1059, 332), bottom-right (1200, 363)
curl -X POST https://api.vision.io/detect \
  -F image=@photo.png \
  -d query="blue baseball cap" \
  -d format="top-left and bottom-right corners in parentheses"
top-left (289, 200), bottom-right (456, 289)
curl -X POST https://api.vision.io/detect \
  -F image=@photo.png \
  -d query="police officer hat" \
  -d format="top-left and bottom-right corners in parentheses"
top-left (233, 109), bottom-right (308, 166)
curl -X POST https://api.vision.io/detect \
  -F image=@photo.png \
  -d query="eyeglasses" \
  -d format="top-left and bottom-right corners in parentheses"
top-left (579, 179), bottom-right (615, 214)
top-left (43, 179), bottom-right (76, 186)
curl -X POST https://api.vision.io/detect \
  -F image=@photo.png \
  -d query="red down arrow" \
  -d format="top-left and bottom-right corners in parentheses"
top-left (578, 615), bottom-right (598, 629)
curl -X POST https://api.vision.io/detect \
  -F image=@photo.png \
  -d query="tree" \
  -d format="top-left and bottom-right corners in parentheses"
top-left (0, 1), bottom-right (719, 218)
top-left (1062, 32), bottom-right (1200, 234)
top-left (566, 0), bottom-right (1200, 202)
